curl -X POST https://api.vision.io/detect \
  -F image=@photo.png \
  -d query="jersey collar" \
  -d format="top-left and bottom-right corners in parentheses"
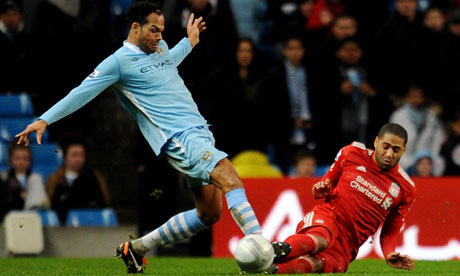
top-left (123, 40), bottom-right (145, 54)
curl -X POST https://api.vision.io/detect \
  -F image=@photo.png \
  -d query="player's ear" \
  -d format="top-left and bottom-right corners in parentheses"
top-left (374, 137), bottom-right (379, 148)
top-left (131, 22), bottom-right (140, 34)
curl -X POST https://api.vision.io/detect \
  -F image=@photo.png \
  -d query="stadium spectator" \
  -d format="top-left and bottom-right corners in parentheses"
top-left (418, 6), bottom-right (447, 102)
top-left (306, 0), bottom-right (345, 31)
top-left (0, 143), bottom-right (49, 222)
top-left (311, 14), bottom-right (358, 72)
top-left (267, 0), bottom-right (320, 52)
top-left (46, 133), bottom-right (111, 224)
top-left (290, 148), bottom-right (317, 178)
top-left (199, 37), bottom-right (268, 158)
top-left (438, 8), bottom-right (460, 121)
top-left (160, 0), bottom-right (238, 89)
top-left (268, 123), bottom-right (415, 274)
top-left (389, 84), bottom-right (445, 171)
top-left (229, 0), bottom-right (267, 45)
top-left (261, 35), bottom-right (318, 173)
top-left (440, 112), bottom-right (460, 175)
top-left (0, 0), bottom-right (36, 93)
top-left (15, 1), bottom-right (263, 273)
top-left (335, 38), bottom-right (376, 145)
top-left (375, 0), bottom-right (425, 98)
top-left (409, 149), bottom-right (433, 177)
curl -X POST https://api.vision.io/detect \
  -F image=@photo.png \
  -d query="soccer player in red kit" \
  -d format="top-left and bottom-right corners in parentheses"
top-left (269, 123), bottom-right (416, 274)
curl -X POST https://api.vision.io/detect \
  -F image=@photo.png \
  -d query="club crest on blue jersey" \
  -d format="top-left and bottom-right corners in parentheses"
top-left (389, 183), bottom-right (400, 198)
top-left (157, 47), bottom-right (164, 56)
top-left (87, 70), bottom-right (100, 80)
top-left (201, 150), bottom-right (213, 163)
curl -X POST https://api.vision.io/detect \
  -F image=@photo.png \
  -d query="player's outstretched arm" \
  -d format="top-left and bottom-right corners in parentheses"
top-left (187, 13), bottom-right (206, 48)
top-left (386, 252), bottom-right (414, 270)
top-left (312, 179), bottom-right (331, 199)
top-left (15, 120), bottom-right (48, 146)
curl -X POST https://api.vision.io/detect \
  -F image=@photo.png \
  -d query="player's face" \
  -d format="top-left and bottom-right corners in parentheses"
top-left (136, 12), bottom-right (165, 54)
top-left (373, 133), bottom-right (406, 171)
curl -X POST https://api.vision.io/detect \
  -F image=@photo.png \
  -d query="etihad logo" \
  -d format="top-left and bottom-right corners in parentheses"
top-left (356, 166), bottom-right (367, 172)
top-left (140, 60), bottom-right (173, 73)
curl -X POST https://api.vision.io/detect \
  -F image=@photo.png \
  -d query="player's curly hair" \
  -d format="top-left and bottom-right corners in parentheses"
top-left (127, 0), bottom-right (162, 27)
top-left (378, 123), bottom-right (408, 145)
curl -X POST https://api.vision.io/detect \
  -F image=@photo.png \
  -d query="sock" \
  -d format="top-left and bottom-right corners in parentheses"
top-left (277, 256), bottom-right (314, 274)
top-left (225, 188), bottom-right (261, 235)
top-left (283, 234), bottom-right (319, 260)
top-left (139, 209), bottom-right (207, 251)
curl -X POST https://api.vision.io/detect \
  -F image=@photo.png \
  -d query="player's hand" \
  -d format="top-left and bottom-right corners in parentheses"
top-left (15, 120), bottom-right (48, 146)
top-left (187, 13), bottom-right (206, 48)
top-left (312, 179), bottom-right (332, 199)
top-left (386, 252), bottom-right (414, 270)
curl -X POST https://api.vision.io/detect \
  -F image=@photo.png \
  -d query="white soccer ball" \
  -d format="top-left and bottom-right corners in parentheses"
top-left (234, 234), bottom-right (275, 273)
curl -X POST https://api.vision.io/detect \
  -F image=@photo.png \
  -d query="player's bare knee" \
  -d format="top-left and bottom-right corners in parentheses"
top-left (197, 207), bottom-right (222, 226)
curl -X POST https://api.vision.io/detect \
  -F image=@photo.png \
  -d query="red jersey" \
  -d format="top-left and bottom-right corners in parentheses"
top-left (319, 142), bottom-right (416, 260)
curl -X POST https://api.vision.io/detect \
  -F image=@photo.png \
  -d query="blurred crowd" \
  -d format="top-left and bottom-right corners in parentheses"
top-left (1, 0), bottom-right (460, 182)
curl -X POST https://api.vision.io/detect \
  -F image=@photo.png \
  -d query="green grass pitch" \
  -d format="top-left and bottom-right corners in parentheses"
top-left (0, 257), bottom-right (458, 275)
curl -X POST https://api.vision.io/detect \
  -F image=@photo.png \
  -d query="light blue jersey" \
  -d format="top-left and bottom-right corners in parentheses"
top-left (40, 38), bottom-right (207, 155)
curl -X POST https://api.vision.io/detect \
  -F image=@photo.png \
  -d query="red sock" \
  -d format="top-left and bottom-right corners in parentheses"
top-left (283, 234), bottom-right (318, 260)
top-left (277, 256), bottom-right (314, 274)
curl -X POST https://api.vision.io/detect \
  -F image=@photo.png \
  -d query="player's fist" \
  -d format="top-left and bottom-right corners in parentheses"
top-left (312, 179), bottom-right (332, 199)
top-left (386, 252), bottom-right (414, 270)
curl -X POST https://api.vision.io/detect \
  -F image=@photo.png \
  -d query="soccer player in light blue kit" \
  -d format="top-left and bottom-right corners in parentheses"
top-left (16, 0), bottom-right (262, 273)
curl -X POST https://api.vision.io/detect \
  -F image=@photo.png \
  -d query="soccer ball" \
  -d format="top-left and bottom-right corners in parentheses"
top-left (234, 234), bottom-right (275, 273)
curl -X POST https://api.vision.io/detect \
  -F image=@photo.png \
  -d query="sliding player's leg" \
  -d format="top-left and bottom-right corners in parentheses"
top-left (271, 207), bottom-right (338, 271)
top-left (275, 246), bottom-right (349, 274)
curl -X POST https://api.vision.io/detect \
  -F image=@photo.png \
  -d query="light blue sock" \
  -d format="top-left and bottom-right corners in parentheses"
top-left (141, 209), bottom-right (207, 249)
top-left (225, 188), bottom-right (262, 235)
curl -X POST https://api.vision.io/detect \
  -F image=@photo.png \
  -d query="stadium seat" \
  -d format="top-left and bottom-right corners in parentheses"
top-left (31, 143), bottom-right (62, 167)
top-left (0, 117), bottom-right (48, 143)
top-left (37, 210), bottom-right (60, 227)
top-left (232, 150), bottom-right (283, 178)
top-left (65, 208), bottom-right (119, 227)
top-left (4, 211), bottom-right (44, 255)
top-left (0, 93), bottom-right (34, 117)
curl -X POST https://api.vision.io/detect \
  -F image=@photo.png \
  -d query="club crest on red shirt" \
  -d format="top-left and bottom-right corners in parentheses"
top-left (389, 183), bottom-right (400, 198)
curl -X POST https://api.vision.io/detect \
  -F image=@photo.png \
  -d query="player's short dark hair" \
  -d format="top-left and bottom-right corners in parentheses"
top-left (378, 123), bottom-right (408, 146)
top-left (126, 0), bottom-right (162, 27)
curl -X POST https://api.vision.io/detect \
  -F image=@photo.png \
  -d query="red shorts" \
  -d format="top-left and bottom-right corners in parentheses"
top-left (296, 206), bottom-right (351, 273)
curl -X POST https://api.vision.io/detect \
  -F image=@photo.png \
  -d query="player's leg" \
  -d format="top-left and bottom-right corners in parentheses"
top-left (275, 255), bottom-right (323, 274)
top-left (273, 209), bottom-right (337, 263)
top-left (209, 157), bottom-right (262, 235)
top-left (273, 244), bottom-right (349, 274)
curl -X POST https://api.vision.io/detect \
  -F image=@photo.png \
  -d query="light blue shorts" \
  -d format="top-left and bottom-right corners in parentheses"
top-left (164, 126), bottom-right (228, 187)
